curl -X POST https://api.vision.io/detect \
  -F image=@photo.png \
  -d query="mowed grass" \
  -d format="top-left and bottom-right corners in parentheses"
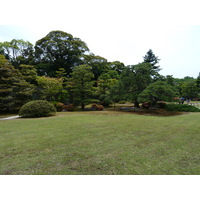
top-left (0, 111), bottom-right (200, 175)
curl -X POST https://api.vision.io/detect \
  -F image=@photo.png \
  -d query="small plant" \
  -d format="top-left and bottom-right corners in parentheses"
top-left (52, 102), bottom-right (65, 111)
top-left (157, 101), bottom-right (166, 108)
top-left (64, 104), bottom-right (75, 111)
top-left (165, 104), bottom-right (200, 112)
top-left (91, 104), bottom-right (104, 111)
top-left (19, 100), bottom-right (56, 118)
top-left (118, 100), bottom-right (126, 104)
top-left (142, 102), bottom-right (151, 109)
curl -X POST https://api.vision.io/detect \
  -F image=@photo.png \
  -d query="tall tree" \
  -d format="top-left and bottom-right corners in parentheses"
top-left (0, 55), bottom-right (34, 112)
top-left (0, 39), bottom-right (34, 67)
top-left (143, 49), bottom-right (161, 79)
top-left (70, 65), bottom-right (94, 110)
top-left (35, 30), bottom-right (89, 77)
top-left (120, 63), bottom-right (152, 107)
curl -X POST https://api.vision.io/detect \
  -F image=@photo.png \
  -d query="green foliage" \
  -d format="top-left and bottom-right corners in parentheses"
top-left (143, 49), bottom-right (161, 74)
top-left (35, 30), bottom-right (89, 76)
top-left (181, 80), bottom-right (198, 99)
top-left (0, 55), bottom-right (34, 111)
top-left (36, 76), bottom-right (63, 101)
top-left (19, 100), bottom-right (56, 118)
top-left (70, 64), bottom-right (95, 110)
top-left (0, 39), bottom-right (34, 67)
top-left (118, 100), bottom-right (126, 104)
top-left (165, 104), bottom-right (200, 112)
top-left (138, 81), bottom-right (176, 104)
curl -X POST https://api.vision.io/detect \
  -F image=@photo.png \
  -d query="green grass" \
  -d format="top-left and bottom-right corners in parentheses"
top-left (0, 111), bottom-right (200, 175)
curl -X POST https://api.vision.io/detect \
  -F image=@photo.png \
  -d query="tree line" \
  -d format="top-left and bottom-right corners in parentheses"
top-left (0, 30), bottom-right (200, 112)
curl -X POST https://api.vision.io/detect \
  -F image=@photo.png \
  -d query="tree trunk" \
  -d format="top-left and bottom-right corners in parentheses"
top-left (81, 102), bottom-right (84, 110)
top-left (134, 100), bottom-right (140, 107)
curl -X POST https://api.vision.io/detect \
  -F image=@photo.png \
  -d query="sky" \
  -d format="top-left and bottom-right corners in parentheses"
top-left (1, 0), bottom-right (200, 78)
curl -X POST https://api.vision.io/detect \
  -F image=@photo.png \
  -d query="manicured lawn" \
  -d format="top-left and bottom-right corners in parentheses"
top-left (0, 111), bottom-right (200, 175)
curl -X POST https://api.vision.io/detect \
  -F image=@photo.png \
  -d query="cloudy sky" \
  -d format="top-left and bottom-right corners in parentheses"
top-left (1, 0), bottom-right (200, 78)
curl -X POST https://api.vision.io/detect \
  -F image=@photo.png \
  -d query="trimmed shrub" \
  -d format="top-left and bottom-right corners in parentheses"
top-left (157, 101), bottom-right (166, 108)
top-left (165, 104), bottom-right (200, 112)
top-left (118, 100), bottom-right (126, 104)
top-left (64, 104), bottom-right (75, 111)
top-left (19, 100), bottom-right (56, 118)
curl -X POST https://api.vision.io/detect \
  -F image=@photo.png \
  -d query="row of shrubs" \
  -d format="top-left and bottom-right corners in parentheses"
top-left (19, 100), bottom-right (105, 118)
top-left (141, 101), bottom-right (200, 112)
top-left (165, 104), bottom-right (200, 112)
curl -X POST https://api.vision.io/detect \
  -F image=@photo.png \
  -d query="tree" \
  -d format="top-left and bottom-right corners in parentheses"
top-left (82, 54), bottom-right (110, 81)
top-left (138, 81), bottom-right (176, 106)
top-left (70, 65), bottom-right (94, 110)
top-left (35, 30), bottom-right (89, 76)
top-left (120, 63), bottom-right (152, 107)
top-left (143, 49), bottom-right (161, 79)
top-left (19, 64), bottom-right (37, 84)
top-left (97, 72), bottom-right (118, 105)
top-left (36, 76), bottom-right (63, 101)
top-left (0, 39), bottom-right (35, 67)
top-left (0, 55), bottom-right (34, 112)
top-left (181, 80), bottom-right (198, 99)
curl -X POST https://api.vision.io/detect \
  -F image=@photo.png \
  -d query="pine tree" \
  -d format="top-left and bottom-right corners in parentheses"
top-left (143, 49), bottom-right (161, 75)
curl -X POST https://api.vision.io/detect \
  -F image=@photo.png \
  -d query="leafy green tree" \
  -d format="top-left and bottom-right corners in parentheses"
top-left (108, 61), bottom-right (126, 75)
top-left (97, 72), bottom-right (117, 105)
top-left (82, 54), bottom-right (110, 81)
top-left (35, 30), bottom-right (89, 76)
top-left (181, 80), bottom-right (198, 99)
top-left (70, 65), bottom-right (94, 110)
top-left (36, 76), bottom-right (63, 101)
top-left (120, 62), bottom-right (152, 106)
top-left (138, 81), bottom-right (176, 106)
top-left (0, 39), bottom-right (34, 67)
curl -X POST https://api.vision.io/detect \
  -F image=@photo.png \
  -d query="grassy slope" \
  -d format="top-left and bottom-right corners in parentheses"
top-left (0, 111), bottom-right (200, 175)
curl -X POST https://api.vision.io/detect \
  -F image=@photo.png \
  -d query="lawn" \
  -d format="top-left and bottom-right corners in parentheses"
top-left (0, 111), bottom-right (200, 175)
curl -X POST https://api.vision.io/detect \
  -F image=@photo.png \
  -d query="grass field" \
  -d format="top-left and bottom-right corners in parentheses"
top-left (0, 111), bottom-right (200, 175)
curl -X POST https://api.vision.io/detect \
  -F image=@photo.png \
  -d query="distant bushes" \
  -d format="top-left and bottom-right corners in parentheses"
top-left (118, 100), bottom-right (126, 104)
top-left (91, 104), bottom-right (104, 111)
top-left (165, 104), bottom-right (200, 112)
top-left (19, 100), bottom-right (56, 118)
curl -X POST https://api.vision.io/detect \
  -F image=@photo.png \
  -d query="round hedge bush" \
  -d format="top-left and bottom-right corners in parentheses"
top-left (19, 100), bottom-right (56, 118)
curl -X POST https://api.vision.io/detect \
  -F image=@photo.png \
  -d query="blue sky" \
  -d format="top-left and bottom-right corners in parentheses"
top-left (1, 0), bottom-right (200, 78)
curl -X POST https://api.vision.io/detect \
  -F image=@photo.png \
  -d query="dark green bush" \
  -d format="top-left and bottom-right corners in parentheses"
top-left (19, 100), bottom-right (56, 118)
top-left (165, 104), bottom-right (200, 112)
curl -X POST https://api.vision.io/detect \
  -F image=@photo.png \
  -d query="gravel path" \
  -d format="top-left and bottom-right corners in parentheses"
top-left (0, 116), bottom-right (20, 121)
